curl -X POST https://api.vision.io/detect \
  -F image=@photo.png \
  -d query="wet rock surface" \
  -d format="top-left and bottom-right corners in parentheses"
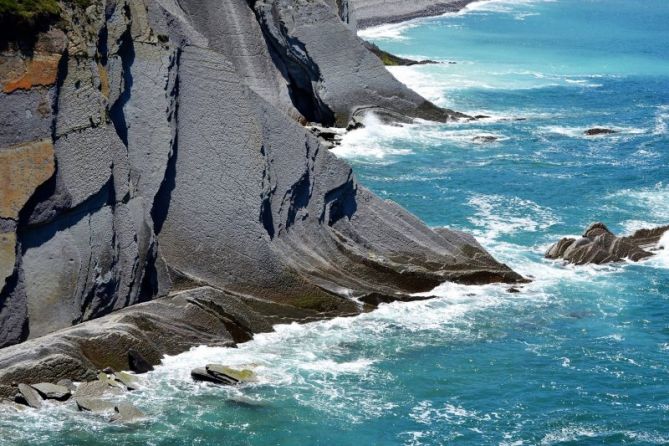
top-left (545, 222), bottom-right (669, 265)
top-left (584, 128), bottom-right (618, 136)
top-left (0, 0), bottom-right (522, 392)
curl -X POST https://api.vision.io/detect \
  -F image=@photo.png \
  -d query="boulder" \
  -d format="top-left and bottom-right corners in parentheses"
top-left (56, 379), bottom-right (76, 391)
top-left (75, 398), bottom-right (116, 413)
top-left (546, 222), bottom-right (669, 265)
top-left (30, 383), bottom-right (71, 401)
top-left (17, 383), bottom-right (43, 409)
top-left (75, 381), bottom-right (123, 399)
top-left (191, 365), bottom-right (256, 385)
top-left (113, 371), bottom-right (139, 391)
top-left (191, 367), bottom-right (234, 385)
top-left (206, 364), bottom-right (256, 383)
top-left (110, 402), bottom-right (145, 423)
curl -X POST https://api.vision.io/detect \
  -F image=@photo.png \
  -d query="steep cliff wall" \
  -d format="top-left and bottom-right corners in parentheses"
top-left (0, 0), bottom-right (520, 378)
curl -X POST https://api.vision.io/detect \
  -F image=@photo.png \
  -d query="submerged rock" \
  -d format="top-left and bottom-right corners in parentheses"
top-left (545, 222), bottom-right (669, 265)
top-left (584, 128), bottom-right (617, 136)
top-left (472, 135), bottom-right (499, 143)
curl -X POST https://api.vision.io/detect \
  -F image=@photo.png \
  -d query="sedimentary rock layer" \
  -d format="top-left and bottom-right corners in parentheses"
top-left (546, 222), bottom-right (669, 265)
top-left (0, 0), bottom-right (521, 380)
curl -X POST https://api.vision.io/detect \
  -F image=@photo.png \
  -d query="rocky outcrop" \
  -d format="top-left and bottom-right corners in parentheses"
top-left (0, 0), bottom-right (522, 385)
top-left (584, 128), bottom-right (617, 136)
top-left (545, 222), bottom-right (669, 265)
top-left (363, 41), bottom-right (438, 66)
top-left (350, 0), bottom-right (477, 28)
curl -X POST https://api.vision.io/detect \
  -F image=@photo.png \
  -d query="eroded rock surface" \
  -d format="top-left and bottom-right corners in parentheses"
top-left (545, 222), bottom-right (669, 265)
top-left (0, 0), bottom-right (522, 389)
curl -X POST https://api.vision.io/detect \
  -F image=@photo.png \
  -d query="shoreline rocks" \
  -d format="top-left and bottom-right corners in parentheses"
top-left (545, 222), bottom-right (669, 265)
top-left (584, 128), bottom-right (618, 136)
top-left (192, 364), bottom-right (257, 385)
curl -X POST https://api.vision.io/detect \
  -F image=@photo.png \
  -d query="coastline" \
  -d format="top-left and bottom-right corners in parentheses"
top-left (354, 0), bottom-right (480, 29)
top-left (0, 0), bottom-right (523, 408)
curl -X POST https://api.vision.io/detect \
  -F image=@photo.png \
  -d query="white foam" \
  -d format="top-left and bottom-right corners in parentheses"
top-left (466, 194), bottom-right (560, 241)
top-left (539, 125), bottom-right (648, 139)
top-left (649, 231), bottom-right (669, 268)
top-left (653, 105), bottom-right (669, 135)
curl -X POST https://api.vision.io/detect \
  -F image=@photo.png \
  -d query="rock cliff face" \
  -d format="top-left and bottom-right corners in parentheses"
top-left (0, 0), bottom-right (520, 382)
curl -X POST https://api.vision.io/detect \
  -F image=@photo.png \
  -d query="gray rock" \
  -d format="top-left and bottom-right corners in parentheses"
top-left (113, 371), bottom-right (139, 391)
top-left (191, 367), bottom-right (233, 385)
top-left (30, 382), bottom-right (71, 400)
top-left (17, 383), bottom-right (43, 409)
top-left (75, 381), bottom-right (122, 399)
top-left (110, 402), bottom-right (145, 423)
top-left (76, 397), bottom-right (116, 413)
top-left (57, 379), bottom-right (76, 391)
top-left (546, 222), bottom-right (669, 265)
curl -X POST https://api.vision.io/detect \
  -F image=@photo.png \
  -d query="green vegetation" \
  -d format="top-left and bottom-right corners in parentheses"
top-left (0, 0), bottom-right (61, 22)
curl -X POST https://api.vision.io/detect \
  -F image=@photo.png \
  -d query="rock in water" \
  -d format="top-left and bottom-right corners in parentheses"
top-left (17, 383), bottom-right (43, 409)
top-left (76, 398), bottom-right (116, 413)
top-left (206, 365), bottom-right (256, 383)
top-left (128, 350), bottom-right (154, 374)
top-left (75, 381), bottom-right (123, 399)
top-left (30, 383), bottom-right (71, 401)
top-left (191, 367), bottom-right (235, 385)
top-left (114, 372), bottom-right (139, 391)
top-left (111, 403), bottom-right (145, 423)
top-left (584, 128), bottom-right (617, 136)
top-left (191, 365), bottom-right (256, 385)
top-left (545, 222), bottom-right (669, 265)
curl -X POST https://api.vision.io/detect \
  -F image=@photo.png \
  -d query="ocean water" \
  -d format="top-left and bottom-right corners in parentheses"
top-left (2, 0), bottom-right (669, 444)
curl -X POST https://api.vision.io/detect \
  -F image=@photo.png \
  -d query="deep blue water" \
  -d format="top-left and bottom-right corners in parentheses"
top-left (2, 0), bottom-right (668, 444)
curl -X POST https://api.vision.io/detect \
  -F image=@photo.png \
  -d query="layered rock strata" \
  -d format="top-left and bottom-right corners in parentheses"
top-left (546, 222), bottom-right (669, 265)
top-left (0, 0), bottom-right (522, 390)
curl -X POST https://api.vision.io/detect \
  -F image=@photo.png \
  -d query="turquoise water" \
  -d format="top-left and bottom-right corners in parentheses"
top-left (2, 0), bottom-right (669, 444)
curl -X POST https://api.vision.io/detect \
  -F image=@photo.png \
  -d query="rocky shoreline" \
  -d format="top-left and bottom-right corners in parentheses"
top-left (352, 0), bottom-right (480, 29)
top-left (0, 0), bottom-right (523, 408)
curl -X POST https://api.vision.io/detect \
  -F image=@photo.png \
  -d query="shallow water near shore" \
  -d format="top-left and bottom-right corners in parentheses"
top-left (2, 0), bottom-right (669, 444)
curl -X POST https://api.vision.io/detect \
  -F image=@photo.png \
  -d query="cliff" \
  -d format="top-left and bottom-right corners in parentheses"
top-left (0, 0), bottom-right (520, 393)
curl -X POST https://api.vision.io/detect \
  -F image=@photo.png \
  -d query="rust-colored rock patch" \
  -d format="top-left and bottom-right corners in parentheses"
top-left (0, 232), bottom-right (17, 287)
top-left (2, 54), bottom-right (61, 93)
top-left (0, 139), bottom-right (55, 219)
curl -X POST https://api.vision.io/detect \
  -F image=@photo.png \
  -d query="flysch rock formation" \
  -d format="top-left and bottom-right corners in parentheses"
top-left (545, 222), bottom-right (669, 265)
top-left (0, 0), bottom-right (522, 394)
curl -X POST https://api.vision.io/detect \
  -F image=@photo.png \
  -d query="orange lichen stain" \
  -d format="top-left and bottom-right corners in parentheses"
top-left (0, 139), bottom-right (55, 219)
top-left (2, 54), bottom-right (61, 93)
top-left (0, 232), bottom-right (17, 286)
top-left (98, 63), bottom-right (110, 99)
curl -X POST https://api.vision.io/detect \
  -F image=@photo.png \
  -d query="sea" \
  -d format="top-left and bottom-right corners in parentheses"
top-left (2, 0), bottom-right (668, 444)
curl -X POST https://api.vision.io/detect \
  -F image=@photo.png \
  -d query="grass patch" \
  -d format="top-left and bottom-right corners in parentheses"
top-left (0, 0), bottom-right (61, 22)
